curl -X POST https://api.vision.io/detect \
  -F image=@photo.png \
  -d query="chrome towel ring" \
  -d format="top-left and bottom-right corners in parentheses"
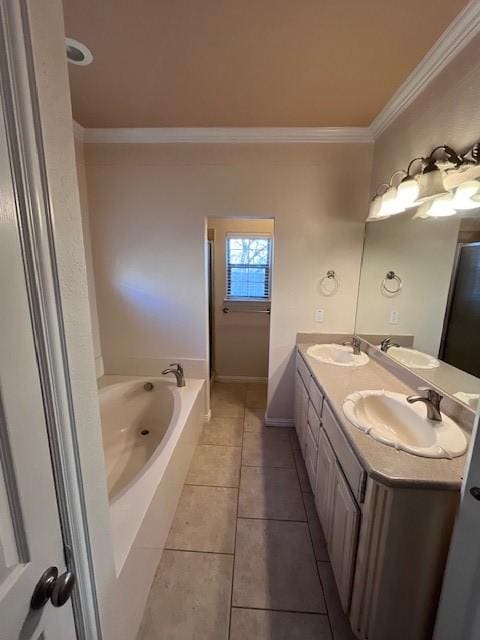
top-left (382, 271), bottom-right (402, 295)
top-left (320, 270), bottom-right (339, 296)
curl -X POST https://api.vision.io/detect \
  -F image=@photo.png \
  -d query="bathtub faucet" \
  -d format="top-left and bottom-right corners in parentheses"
top-left (162, 363), bottom-right (186, 387)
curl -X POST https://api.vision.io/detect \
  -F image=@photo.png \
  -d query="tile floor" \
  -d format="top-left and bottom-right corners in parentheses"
top-left (138, 383), bottom-right (356, 640)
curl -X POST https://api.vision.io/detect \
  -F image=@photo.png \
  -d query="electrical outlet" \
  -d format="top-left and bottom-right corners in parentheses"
top-left (389, 310), bottom-right (399, 325)
top-left (315, 309), bottom-right (325, 323)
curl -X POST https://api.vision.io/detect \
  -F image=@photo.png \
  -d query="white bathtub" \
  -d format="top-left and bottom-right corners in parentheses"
top-left (98, 374), bottom-right (205, 640)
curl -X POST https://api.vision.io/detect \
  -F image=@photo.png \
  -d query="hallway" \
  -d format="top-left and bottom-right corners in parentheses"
top-left (138, 383), bottom-right (355, 639)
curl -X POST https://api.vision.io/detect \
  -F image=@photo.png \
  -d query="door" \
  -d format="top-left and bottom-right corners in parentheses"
top-left (329, 463), bottom-right (360, 612)
top-left (440, 242), bottom-right (480, 377)
top-left (294, 372), bottom-right (309, 455)
top-left (434, 409), bottom-right (480, 640)
top-left (0, 95), bottom-right (76, 638)
top-left (315, 429), bottom-right (336, 541)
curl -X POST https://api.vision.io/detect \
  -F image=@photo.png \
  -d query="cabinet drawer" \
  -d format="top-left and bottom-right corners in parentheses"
top-left (322, 402), bottom-right (366, 503)
top-left (307, 401), bottom-right (321, 443)
top-left (297, 352), bottom-right (311, 388)
top-left (308, 378), bottom-right (324, 416)
top-left (305, 423), bottom-right (318, 490)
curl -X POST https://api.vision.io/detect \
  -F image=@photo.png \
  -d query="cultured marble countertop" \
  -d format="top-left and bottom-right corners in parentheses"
top-left (298, 344), bottom-right (467, 491)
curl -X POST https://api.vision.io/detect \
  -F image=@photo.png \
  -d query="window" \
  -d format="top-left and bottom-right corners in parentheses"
top-left (226, 235), bottom-right (272, 300)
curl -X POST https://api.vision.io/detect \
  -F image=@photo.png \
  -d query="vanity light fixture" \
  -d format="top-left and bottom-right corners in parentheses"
top-left (414, 194), bottom-right (457, 219)
top-left (396, 157), bottom-right (423, 208)
top-left (414, 145), bottom-right (462, 205)
top-left (367, 183), bottom-right (390, 221)
top-left (379, 170), bottom-right (407, 216)
top-left (451, 180), bottom-right (480, 209)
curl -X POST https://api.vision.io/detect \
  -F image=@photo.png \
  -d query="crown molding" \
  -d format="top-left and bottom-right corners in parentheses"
top-left (370, 0), bottom-right (480, 138)
top-left (73, 119), bottom-right (85, 141)
top-left (80, 126), bottom-right (373, 144)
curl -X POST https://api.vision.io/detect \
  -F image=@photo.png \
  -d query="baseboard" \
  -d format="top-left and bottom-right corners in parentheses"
top-left (264, 418), bottom-right (294, 428)
top-left (215, 375), bottom-right (268, 383)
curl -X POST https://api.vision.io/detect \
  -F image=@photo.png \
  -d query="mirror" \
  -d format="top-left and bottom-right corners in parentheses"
top-left (355, 210), bottom-right (480, 410)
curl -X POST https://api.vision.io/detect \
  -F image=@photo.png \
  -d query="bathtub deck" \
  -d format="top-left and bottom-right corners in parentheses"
top-left (137, 382), bottom-right (355, 640)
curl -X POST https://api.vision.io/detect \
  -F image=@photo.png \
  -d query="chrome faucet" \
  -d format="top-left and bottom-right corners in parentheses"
top-left (343, 336), bottom-right (362, 355)
top-left (380, 336), bottom-right (400, 352)
top-left (162, 362), bottom-right (186, 387)
top-left (407, 387), bottom-right (443, 421)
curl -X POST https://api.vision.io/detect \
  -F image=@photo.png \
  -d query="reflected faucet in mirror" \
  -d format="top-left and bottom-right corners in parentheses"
top-left (380, 337), bottom-right (400, 352)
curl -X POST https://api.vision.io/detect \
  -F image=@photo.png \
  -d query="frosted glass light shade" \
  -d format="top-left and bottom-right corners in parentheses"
top-left (416, 167), bottom-right (450, 204)
top-left (380, 186), bottom-right (405, 216)
top-left (451, 181), bottom-right (480, 210)
top-left (415, 194), bottom-right (456, 219)
top-left (397, 176), bottom-right (420, 208)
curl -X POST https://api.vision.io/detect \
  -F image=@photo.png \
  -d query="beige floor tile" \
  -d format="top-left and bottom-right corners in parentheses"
top-left (138, 550), bottom-right (232, 640)
top-left (201, 416), bottom-right (243, 446)
top-left (242, 431), bottom-right (294, 468)
top-left (166, 485), bottom-right (237, 553)
top-left (238, 466), bottom-right (306, 521)
top-left (246, 383), bottom-right (268, 409)
top-left (233, 518), bottom-right (326, 612)
top-left (317, 561), bottom-right (357, 640)
top-left (304, 493), bottom-right (329, 561)
top-left (289, 429), bottom-right (301, 451)
top-left (186, 444), bottom-right (241, 487)
top-left (230, 608), bottom-right (332, 640)
top-left (244, 408), bottom-right (265, 433)
top-left (211, 383), bottom-right (246, 417)
top-left (293, 447), bottom-right (313, 493)
top-left (212, 382), bottom-right (247, 400)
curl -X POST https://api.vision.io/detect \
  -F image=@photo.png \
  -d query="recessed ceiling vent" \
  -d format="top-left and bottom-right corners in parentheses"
top-left (65, 37), bottom-right (93, 66)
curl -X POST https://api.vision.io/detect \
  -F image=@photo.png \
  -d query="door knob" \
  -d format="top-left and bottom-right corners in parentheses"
top-left (30, 566), bottom-right (76, 610)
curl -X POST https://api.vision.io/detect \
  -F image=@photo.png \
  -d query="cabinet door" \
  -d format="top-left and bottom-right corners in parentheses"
top-left (329, 463), bottom-right (360, 612)
top-left (294, 372), bottom-right (309, 458)
top-left (305, 422), bottom-right (318, 489)
top-left (315, 429), bottom-right (336, 541)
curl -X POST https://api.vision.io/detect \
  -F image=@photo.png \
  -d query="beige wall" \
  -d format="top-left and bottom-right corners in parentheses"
top-left (75, 138), bottom-right (103, 377)
top-left (208, 217), bottom-right (274, 380)
top-left (356, 215), bottom-right (460, 356)
top-left (85, 142), bottom-right (373, 421)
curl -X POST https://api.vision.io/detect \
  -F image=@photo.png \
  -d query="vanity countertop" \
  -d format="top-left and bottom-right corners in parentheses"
top-left (298, 343), bottom-right (466, 490)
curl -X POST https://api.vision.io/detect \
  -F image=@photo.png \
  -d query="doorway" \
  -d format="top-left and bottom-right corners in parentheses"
top-left (206, 218), bottom-right (274, 384)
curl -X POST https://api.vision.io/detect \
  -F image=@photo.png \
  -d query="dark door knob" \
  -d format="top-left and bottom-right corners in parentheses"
top-left (30, 566), bottom-right (76, 610)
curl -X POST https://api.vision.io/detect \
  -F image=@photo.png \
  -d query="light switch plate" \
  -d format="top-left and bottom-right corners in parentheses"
top-left (389, 310), bottom-right (399, 325)
top-left (315, 309), bottom-right (325, 323)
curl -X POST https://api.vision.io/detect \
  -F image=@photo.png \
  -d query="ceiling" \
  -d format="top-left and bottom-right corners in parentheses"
top-left (63, 0), bottom-right (469, 129)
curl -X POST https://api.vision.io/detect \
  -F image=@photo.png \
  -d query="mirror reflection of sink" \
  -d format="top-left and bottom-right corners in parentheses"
top-left (307, 344), bottom-right (369, 367)
top-left (343, 390), bottom-right (467, 459)
top-left (380, 346), bottom-right (440, 370)
top-left (454, 391), bottom-right (480, 410)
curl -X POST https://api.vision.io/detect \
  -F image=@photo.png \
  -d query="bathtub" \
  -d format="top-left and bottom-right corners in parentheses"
top-left (98, 374), bottom-right (205, 640)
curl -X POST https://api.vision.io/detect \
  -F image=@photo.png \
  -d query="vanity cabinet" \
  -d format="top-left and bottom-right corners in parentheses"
top-left (294, 351), bottom-right (460, 640)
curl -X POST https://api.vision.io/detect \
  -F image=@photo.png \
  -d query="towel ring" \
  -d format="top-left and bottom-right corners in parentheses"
top-left (320, 270), bottom-right (339, 296)
top-left (382, 271), bottom-right (402, 295)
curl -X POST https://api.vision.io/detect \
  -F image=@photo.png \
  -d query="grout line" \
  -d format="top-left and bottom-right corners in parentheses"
top-left (241, 463), bottom-right (296, 470)
top-left (227, 398), bottom-right (245, 640)
top-left (289, 428), bottom-right (334, 638)
top-left (236, 515), bottom-right (308, 524)
top-left (184, 482), bottom-right (239, 489)
top-left (231, 604), bottom-right (330, 616)
top-left (197, 441), bottom-right (243, 448)
top-left (164, 547), bottom-right (234, 557)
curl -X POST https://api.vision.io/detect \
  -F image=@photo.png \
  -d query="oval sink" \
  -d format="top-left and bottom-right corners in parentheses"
top-left (381, 346), bottom-right (439, 370)
top-left (343, 390), bottom-right (467, 459)
top-left (307, 344), bottom-right (369, 367)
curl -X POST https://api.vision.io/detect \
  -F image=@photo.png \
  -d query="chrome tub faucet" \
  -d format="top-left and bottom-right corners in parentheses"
top-left (162, 362), bottom-right (186, 387)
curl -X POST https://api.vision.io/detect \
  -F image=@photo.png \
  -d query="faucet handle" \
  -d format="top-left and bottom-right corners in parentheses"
top-left (170, 362), bottom-right (184, 375)
top-left (418, 387), bottom-right (443, 403)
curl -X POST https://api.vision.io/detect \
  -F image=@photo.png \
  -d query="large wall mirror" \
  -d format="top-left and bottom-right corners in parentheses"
top-left (356, 206), bottom-right (480, 410)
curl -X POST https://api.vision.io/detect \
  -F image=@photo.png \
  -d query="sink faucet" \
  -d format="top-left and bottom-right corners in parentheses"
top-left (162, 362), bottom-right (186, 387)
top-left (407, 387), bottom-right (443, 421)
top-left (343, 336), bottom-right (362, 355)
top-left (380, 337), bottom-right (400, 352)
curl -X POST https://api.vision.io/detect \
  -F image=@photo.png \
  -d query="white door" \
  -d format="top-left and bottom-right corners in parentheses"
top-left (434, 410), bottom-right (480, 640)
top-left (0, 95), bottom-right (76, 638)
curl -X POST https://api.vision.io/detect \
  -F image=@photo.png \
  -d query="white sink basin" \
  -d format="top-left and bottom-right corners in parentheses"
top-left (307, 344), bottom-right (369, 367)
top-left (381, 346), bottom-right (440, 370)
top-left (343, 390), bottom-right (467, 459)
